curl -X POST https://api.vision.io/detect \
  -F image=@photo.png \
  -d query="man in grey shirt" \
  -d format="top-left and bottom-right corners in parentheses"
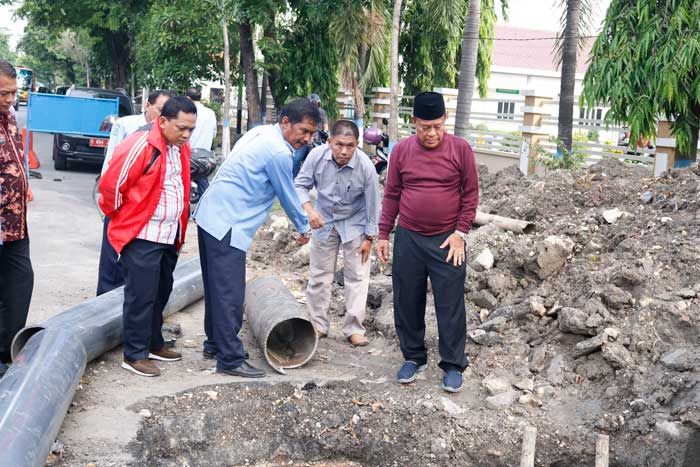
top-left (295, 120), bottom-right (380, 347)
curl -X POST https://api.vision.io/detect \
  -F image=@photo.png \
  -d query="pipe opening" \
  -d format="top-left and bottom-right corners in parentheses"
top-left (265, 318), bottom-right (318, 369)
top-left (522, 223), bottom-right (536, 235)
top-left (11, 326), bottom-right (45, 361)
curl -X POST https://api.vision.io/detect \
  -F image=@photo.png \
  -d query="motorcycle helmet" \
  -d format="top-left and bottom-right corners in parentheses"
top-left (363, 126), bottom-right (383, 146)
top-left (190, 148), bottom-right (217, 179)
top-left (308, 93), bottom-right (321, 105)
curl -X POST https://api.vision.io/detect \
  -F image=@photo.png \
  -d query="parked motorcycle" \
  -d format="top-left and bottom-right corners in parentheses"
top-left (362, 125), bottom-right (390, 175)
top-left (189, 148), bottom-right (218, 205)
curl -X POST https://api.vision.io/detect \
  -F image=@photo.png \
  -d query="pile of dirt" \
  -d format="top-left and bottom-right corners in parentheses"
top-left (132, 159), bottom-right (699, 466)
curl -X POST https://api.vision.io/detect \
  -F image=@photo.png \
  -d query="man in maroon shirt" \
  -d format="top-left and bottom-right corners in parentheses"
top-left (376, 91), bottom-right (479, 393)
top-left (0, 60), bottom-right (34, 379)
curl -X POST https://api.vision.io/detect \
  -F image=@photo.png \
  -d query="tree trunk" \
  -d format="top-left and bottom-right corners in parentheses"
top-left (388, 0), bottom-right (402, 142)
top-left (690, 124), bottom-right (700, 162)
top-left (107, 33), bottom-right (129, 88)
top-left (557, 0), bottom-right (581, 153)
top-left (260, 73), bottom-right (268, 123)
top-left (455, 0), bottom-right (481, 137)
top-left (222, 15), bottom-right (232, 157)
top-left (236, 61), bottom-right (244, 135)
top-left (262, 23), bottom-right (280, 112)
top-left (85, 62), bottom-right (91, 88)
top-left (239, 19), bottom-right (262, 128)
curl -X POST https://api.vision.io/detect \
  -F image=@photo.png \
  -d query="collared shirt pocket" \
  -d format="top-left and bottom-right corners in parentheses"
top-left (340, 184), bottom-right (365, 205)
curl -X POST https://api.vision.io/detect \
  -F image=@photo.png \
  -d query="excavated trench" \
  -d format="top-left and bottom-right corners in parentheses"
top-left (127, 380), bottom-right (699, 467)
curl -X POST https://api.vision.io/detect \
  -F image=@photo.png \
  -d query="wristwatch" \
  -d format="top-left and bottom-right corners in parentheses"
top-left (455, 230), bottom-right (468, 242)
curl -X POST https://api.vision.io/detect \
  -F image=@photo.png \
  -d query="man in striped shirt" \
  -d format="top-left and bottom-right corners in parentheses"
top-left (98, 96), bottom-right (195, 377)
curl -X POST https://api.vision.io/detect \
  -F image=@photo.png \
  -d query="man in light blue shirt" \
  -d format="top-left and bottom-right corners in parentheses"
top-left (96, 90), bottom-right (171, 296)
top-left (295, 120), bottom-right (380, 347)
top-left (193, 98), bottom-right (320, 378)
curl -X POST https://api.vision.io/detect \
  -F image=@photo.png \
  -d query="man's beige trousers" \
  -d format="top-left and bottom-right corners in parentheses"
top-left (306, 229), bottom-right (370, 338)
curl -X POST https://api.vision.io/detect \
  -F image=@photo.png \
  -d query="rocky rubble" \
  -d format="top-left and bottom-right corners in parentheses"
top-left (135, 159), bottom-right (700, 466)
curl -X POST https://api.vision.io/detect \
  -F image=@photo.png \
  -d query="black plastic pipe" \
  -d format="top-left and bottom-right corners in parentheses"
top-left (0, 257), bottom-right (203, 467)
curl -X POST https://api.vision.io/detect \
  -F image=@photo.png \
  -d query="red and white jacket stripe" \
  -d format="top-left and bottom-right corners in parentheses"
top-left (98, 123), bottom-right (191, 254)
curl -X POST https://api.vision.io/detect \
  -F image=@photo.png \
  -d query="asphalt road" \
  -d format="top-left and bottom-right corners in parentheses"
top-left (15, 105), bottom-right (105, 324)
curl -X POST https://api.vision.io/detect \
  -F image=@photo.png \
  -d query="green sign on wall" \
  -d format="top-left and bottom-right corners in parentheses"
top-left (496, 88), bottom-right (520, 95)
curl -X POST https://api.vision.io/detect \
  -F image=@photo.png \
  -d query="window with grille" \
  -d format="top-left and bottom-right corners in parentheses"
top-left (578, 107), bottom-right (604, 126)
top-left (497, 101), bottom-right (516, 120)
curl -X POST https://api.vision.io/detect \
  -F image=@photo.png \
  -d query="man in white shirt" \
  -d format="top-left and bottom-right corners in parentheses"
top-left (186, 87), bottom-right (217, 197)
top-left (101, 90), bottom-right (172, 175)
top-left (96, 90), bottom-right (171, 296)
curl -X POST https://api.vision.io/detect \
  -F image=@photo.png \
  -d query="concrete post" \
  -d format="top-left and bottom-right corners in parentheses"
top-left (655, 119), bottom-right (677, 170)
top-left (370, 87), bottom-right (391, 130)
top-left (518, 90), bottom-right (552, 175)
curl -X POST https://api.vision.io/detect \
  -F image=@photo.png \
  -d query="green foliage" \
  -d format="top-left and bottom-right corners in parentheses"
top-left (330, 0), bottom-right (390, 91)
top-left (553, 0), bottom-right (596, 65)
top-left (18, 0), bottom-right (151, 87)
top-left (0, 29), bottom-right (16, 62)
top-left (135, 0), bottom-right (234, 90)
top-left (582, 0), bottom-right (700, 159)
top-left (536, 138), bottom-right (587, 170)
top-left (400, 0), bottom-right (465, 95)
top-left (260, 1), bottom-right (339, 117)
top-left (16, 20), bottom-right (77, 86)
top-left (400, 0), bottom-right (505, 97)
top-left (586, 129), bottom-right (599, 142)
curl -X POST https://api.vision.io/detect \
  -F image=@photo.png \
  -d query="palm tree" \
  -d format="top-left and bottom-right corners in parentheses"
top-left (555, 0), bottom-right (595, 152)
top-left (454, 0), bottom-right (480, 137)
top-left (239, 18), bottom-right (262, 128)
top-left (388, 0), bottom-right (402, 142)
top-left (452, 0), bottom-right (507, 136)
top-left (330, 0), bottom-right (390, 132)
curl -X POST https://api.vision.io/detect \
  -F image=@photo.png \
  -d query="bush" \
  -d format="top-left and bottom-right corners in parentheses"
top-left (536, 138), bottom-right (587, 170)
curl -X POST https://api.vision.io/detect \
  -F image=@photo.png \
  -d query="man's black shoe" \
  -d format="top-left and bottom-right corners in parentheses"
top-left (204, 350), bottom-right (249, 360)
top-left (217, 361), bottom-right (265, 378)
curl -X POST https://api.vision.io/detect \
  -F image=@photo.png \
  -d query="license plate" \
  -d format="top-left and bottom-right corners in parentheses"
top-left (89, 138), bottom-right (109, 148)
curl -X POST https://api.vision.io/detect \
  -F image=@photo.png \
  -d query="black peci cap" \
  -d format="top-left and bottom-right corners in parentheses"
top-left (413, 91), bottom-right (446, 120)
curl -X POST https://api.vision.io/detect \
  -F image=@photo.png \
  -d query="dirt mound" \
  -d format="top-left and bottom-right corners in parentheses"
top-left (132, 159), bottom-right (699, 466)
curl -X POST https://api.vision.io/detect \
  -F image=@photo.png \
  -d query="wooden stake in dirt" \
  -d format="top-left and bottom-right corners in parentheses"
top-left (520, 426), bottom-right (537, 467)
top-left (596, 434), bottom-right (610, 467)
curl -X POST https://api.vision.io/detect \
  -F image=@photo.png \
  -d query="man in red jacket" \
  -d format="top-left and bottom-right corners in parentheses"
top-left (99, 96), bottom-right (195, 377)
top-left (376, 91), bottom-right (479, 393)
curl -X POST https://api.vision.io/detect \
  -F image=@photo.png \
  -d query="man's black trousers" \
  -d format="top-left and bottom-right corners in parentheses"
top-left (0, 237), bottom-right (33, 363)
top-left (96, 217), bottom-right (124, 296)
top-left (198, 227), bottom-right (247, 371)
top-left (120, 238), bottom-right (178, 361)
top-left (392, 226), bottom-right (469, 372)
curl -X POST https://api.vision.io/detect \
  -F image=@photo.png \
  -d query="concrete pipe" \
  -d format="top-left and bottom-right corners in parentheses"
top-left (245, 276), bottom-right (318, 374)
top-left (0, 257), bottom-right (204, 467)
top-left (474, 211), bottom-right (536, 235)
